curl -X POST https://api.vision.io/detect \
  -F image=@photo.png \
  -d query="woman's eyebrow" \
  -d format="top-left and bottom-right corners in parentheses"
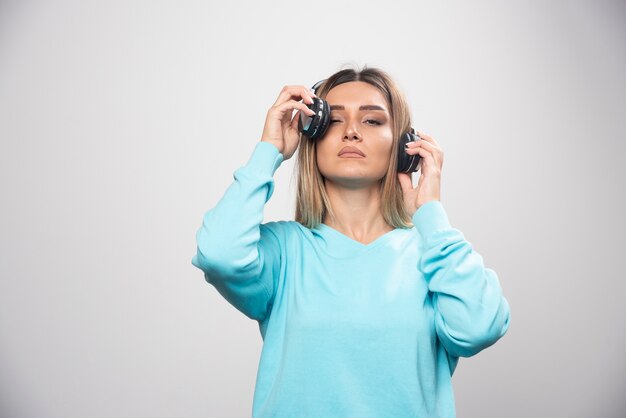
top-left (330, 104), bottom-right (387, 112)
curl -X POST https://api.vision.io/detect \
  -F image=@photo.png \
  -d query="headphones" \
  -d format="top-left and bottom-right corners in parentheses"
top-left (298, 79), bottom-right (422, 173)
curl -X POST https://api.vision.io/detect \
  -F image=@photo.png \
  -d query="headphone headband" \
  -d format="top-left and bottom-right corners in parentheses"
top-left (311, 79), bottom-right (326, 94)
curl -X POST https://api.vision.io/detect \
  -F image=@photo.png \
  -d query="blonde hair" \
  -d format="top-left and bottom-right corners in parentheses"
top-left (294, 64), bottom-right (415, 230)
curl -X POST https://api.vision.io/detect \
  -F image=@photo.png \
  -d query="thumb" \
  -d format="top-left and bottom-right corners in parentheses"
top-left (397, 172), bottom-right (413, 194)
top-left (290, 109), bottom-right (300, 130)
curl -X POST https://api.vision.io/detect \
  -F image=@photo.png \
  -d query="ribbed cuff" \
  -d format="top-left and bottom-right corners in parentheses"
top-left (244, 141), bottom-right (284, 176)
top-left (412, 200), bottom-right (452, 238)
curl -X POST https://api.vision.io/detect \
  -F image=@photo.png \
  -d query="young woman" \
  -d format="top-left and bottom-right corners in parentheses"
top-left (191, 66), bottom-right (511, 418)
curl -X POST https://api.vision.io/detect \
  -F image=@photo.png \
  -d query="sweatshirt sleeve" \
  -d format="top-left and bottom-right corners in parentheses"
top-left (413, 200), bottom-right (511, 358)
top-left (191, 141), bottom-right (284, 322)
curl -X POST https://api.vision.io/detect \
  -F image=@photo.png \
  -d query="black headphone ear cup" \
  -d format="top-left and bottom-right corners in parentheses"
top-left (298, 97), bottom-right (330, 140)
top-left (314, 99), bottom-right (331, 139)
top-left (397, 130), bottom-right (422, 173)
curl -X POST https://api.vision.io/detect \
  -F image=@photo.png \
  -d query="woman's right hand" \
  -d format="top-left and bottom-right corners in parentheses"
top-left (260, 85), bottom-right (317, 161)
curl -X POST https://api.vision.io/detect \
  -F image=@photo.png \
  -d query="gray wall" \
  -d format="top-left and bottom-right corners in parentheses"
top-left (1, 0), bottom-right (624, 417)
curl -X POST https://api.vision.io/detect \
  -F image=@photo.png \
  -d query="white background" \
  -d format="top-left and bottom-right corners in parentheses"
top-left (1, 0), bottom-right (625, 417)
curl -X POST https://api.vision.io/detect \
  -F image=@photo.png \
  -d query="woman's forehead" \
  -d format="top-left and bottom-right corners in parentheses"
top-left (326, 81), bottom-right (387, 109)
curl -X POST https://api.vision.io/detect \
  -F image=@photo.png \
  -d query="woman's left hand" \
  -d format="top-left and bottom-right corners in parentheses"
top-left (397, 131), bottom-right (444, 216)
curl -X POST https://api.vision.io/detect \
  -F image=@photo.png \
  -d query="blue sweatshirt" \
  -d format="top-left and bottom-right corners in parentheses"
top-left (191, 141), bottom-right (511, 418)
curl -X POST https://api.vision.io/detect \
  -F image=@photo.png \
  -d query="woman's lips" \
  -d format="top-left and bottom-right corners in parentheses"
top-left (338, 146), bottom-right (365, 157)
top-left (339, 153), bottom-right (365, 158)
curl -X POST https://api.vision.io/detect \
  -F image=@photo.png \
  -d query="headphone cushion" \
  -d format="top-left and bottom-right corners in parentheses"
top-left (398, 131), bottom-right (422, 173)
top-left (299, 98), bottom-right (330, 140)
top-left (314, 99), bottom-right (331, 139)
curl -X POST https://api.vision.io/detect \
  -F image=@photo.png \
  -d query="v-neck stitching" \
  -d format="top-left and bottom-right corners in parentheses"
top-left (315, 223), bottom-right (401, 251)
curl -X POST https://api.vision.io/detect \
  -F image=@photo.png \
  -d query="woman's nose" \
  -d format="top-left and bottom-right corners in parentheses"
top-left (343, 119), bottom-right (362, 141)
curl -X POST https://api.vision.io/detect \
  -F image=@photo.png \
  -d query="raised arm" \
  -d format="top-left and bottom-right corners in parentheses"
top-left (191, 84), bottom-right (316, 322)
top-left (413, 201), bottom-right (511, 358)
top-left (191, 142), bottom-right (284, 321)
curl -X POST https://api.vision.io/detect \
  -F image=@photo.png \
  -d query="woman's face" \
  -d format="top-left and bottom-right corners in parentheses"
top-left (316, 81), bottom-right (394, 188)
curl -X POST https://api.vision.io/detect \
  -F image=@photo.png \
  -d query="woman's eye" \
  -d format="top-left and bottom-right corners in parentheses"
top-left (329, 119), bottom-right (382, 125)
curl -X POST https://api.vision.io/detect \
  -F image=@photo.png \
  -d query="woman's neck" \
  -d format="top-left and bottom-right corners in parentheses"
top-left (322, 180), bottom-right (394, 244)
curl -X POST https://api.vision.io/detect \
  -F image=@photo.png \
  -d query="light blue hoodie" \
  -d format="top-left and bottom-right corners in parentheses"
top-left (192, 141), bottom-right (511, 418)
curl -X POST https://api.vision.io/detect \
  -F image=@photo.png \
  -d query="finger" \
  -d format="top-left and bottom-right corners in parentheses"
top-left (416, 130), bottom-right (441, 148)
top-left (290, 109), bottom-right (302, 130)
top-left (274, 99), bottom-right (316, 117)
top-left (405, 140), bottom-right (443, 166)
top-left (406, 139), bottom-right (441, 155)
top-left (411, 147), bottom-right (440, 174)
top-left (279, 86), bottom-right (313, 104)
top-left (273, 85), bottom-right (316, 107)
top-left (407, 137), bottom-right (442, 155)
top-left (303, 89), bottom-right (315, 105)
top-left (416, 130), bottom-right (432, 140)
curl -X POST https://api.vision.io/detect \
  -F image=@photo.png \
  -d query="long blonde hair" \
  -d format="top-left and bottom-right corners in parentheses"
top-left (294, 64), bottom-right (415, 230)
